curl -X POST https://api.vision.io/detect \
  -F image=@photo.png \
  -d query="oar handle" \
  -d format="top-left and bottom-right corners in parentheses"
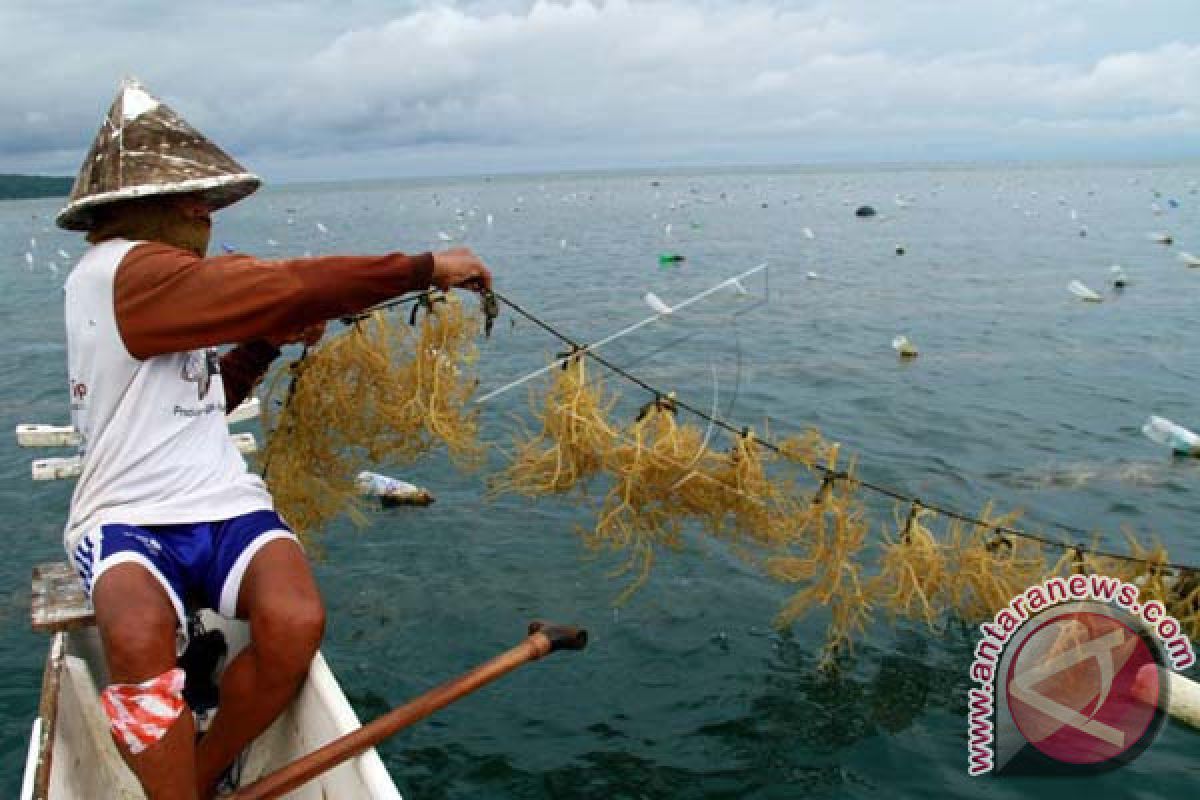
top-left (229, 621), bottom-right (587, 800)
top-left (528, 619), bottom-right (588, 653)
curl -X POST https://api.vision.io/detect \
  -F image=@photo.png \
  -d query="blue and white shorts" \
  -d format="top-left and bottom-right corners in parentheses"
top-left (71, 510), bottom-right (298, 627)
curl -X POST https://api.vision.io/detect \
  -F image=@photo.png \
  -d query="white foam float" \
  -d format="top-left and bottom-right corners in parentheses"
top-left (806, 271), bottom-right (819, 280)
top-left (1142, 416), bottom-right (1200, 456)
top-left (33, 434), bottom-right (258, 480)
top-left (643, 292), bottom-right (673, 315)
top-left (355, 471), bottom-right (434, 506)
top-left (437, 231), bottom-right (453, 242)
top-left (1133, 666), bottom-right (1200, 731)
top-left (1178, 252), bottom-right (1200, 267)
top-left (1068, 280), bottom-right (1103, 302)
top-left (315, 222), bottom-right (328, 234)
top-left (17, 399), bottom-right (260, 447)
top-left (892, 335), bottom-right (918, 358)
top-left (802, 227), bottom-right (815, 240)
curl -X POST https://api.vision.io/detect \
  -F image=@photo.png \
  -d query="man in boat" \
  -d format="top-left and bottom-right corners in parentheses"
top-left (57, 79), bottom-right (492, 799)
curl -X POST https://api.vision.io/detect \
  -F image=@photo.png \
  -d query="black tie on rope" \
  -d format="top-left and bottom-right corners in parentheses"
top-left (409, 290), bottom-right (447, 326)
top-left (555, 343), bottom-right (588, 370)
top-left (901, 500), bottom-right (923, 544)
top-left (636, 392), bottom-right (677, 422)
top-left (480, 289), bottom-right (499, 337)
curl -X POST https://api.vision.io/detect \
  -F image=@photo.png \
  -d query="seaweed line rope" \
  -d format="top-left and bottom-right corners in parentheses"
top-left (339, 287), bottom-right (438, 323)
top-left (475, 263), bottom-right (769, 405)
top-left (489, 288), bottom-right (1200, 575)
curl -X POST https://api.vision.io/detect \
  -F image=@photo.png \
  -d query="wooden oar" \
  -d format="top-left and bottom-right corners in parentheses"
top-left (229, 620), bottom-right (588, 800)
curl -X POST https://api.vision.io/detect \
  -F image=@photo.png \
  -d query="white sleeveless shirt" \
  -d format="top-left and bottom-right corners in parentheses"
top-left (62, 239), bottom-right (274, 555)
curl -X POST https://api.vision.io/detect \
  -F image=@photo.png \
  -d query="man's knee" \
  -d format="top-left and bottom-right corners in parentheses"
top-left (93, 566), bottom-right (180, 681)
top-left (100, 605), bottom-right (180, 680)
top-left (255, 595), bottom-right (325, 679)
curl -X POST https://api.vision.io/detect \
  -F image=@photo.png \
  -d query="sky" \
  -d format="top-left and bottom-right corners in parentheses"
top-left (2, 0), bottom-right (1197, 181)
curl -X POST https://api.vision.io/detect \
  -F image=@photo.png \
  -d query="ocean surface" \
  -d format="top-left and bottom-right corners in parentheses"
top-left (2, 163), bottom-right (1199, 798)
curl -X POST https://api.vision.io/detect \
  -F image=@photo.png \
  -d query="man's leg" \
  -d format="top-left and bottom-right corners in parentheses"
top-left (194, 538), bottom-right (325, 797)
top-left (93, 562), bottom-right (198, 800)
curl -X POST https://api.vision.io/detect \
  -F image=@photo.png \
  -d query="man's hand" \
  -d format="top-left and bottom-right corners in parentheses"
top-left (432, 247), bottom-right (493, 292)
top-left (266, 322), bottom-right (326, 349)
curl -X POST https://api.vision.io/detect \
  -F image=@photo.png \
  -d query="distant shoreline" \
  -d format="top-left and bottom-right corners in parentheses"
top-left (0, 175), bottom-right (72, 200)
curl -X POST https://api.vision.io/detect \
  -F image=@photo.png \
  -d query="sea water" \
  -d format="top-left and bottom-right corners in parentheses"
top-left (1, 162), bottom-right (1198, 798)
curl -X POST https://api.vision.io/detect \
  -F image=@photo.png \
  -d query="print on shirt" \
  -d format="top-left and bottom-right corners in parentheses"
top-left (181, 349), bottom-right (221, 400)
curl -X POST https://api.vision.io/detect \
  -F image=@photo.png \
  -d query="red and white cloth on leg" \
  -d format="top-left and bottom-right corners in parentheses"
top-left (100, 667), bottom-right (187, 754)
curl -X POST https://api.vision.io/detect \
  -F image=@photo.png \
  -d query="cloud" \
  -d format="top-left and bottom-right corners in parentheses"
top-left (1, 0), bottom-right (1196, 176)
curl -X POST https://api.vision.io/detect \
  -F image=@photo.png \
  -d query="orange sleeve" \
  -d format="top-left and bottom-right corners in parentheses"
top-left (114, 242), bottom-right (435, 359)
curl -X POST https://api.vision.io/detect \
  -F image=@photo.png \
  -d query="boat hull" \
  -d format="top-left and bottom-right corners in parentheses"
top-left (21, 613), bottom-right (401, 799)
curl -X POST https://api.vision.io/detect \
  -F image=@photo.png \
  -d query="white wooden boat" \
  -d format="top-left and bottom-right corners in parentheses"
top-left (20, 564), bottom-right (401, 799)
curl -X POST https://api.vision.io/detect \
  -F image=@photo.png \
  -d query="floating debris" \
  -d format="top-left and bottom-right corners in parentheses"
top-left (1149, 232), bottom-right (1173, 245)
top-left (1143, 416), bottom-right (1200, 456)
top-left (355, 471), bottom-right (434, 507)
top-left (658, 253), bottom-right (686, 265)
top-left (1078, 225), bottom-right (1088, 237)
top-left (855, 206), bottom-right (877, 218)
top-left (24, 252), bottom-right (34, 269)
top-left (1178, 252), bottom-right (1200, 268)
top-left (1111, 265), bottom-right (1129, 288)
top-left (644, 292), bottom-right (673, 315)
top-left (437, 231), bottom-right (454, 242)
top-left (802, 227), bottom-right (815, 240)
top-left (315, 222), bottom-right (328, 234)
top-left (806, 271), bottom-right (819, 280)
top-left (892, 335), bottom-right (918, 358)
top-left (1068, 280), bottom-right (1103, 302)
top-left (266, 238), bottom-right (279, 247)
top-left (221, 243), bottom-right (236, 254)
top-left (895, 245), bottom-right (906, 256)
top-left (664, 223), bottom-right (672, 238)
top-left (486, 213), bottom-right (494, 226)
top-left (57, 249), bottom-right (70, 260)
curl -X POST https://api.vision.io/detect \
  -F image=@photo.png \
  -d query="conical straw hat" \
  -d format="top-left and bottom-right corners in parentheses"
top-left (56, 79), bottom-right (260, 231)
